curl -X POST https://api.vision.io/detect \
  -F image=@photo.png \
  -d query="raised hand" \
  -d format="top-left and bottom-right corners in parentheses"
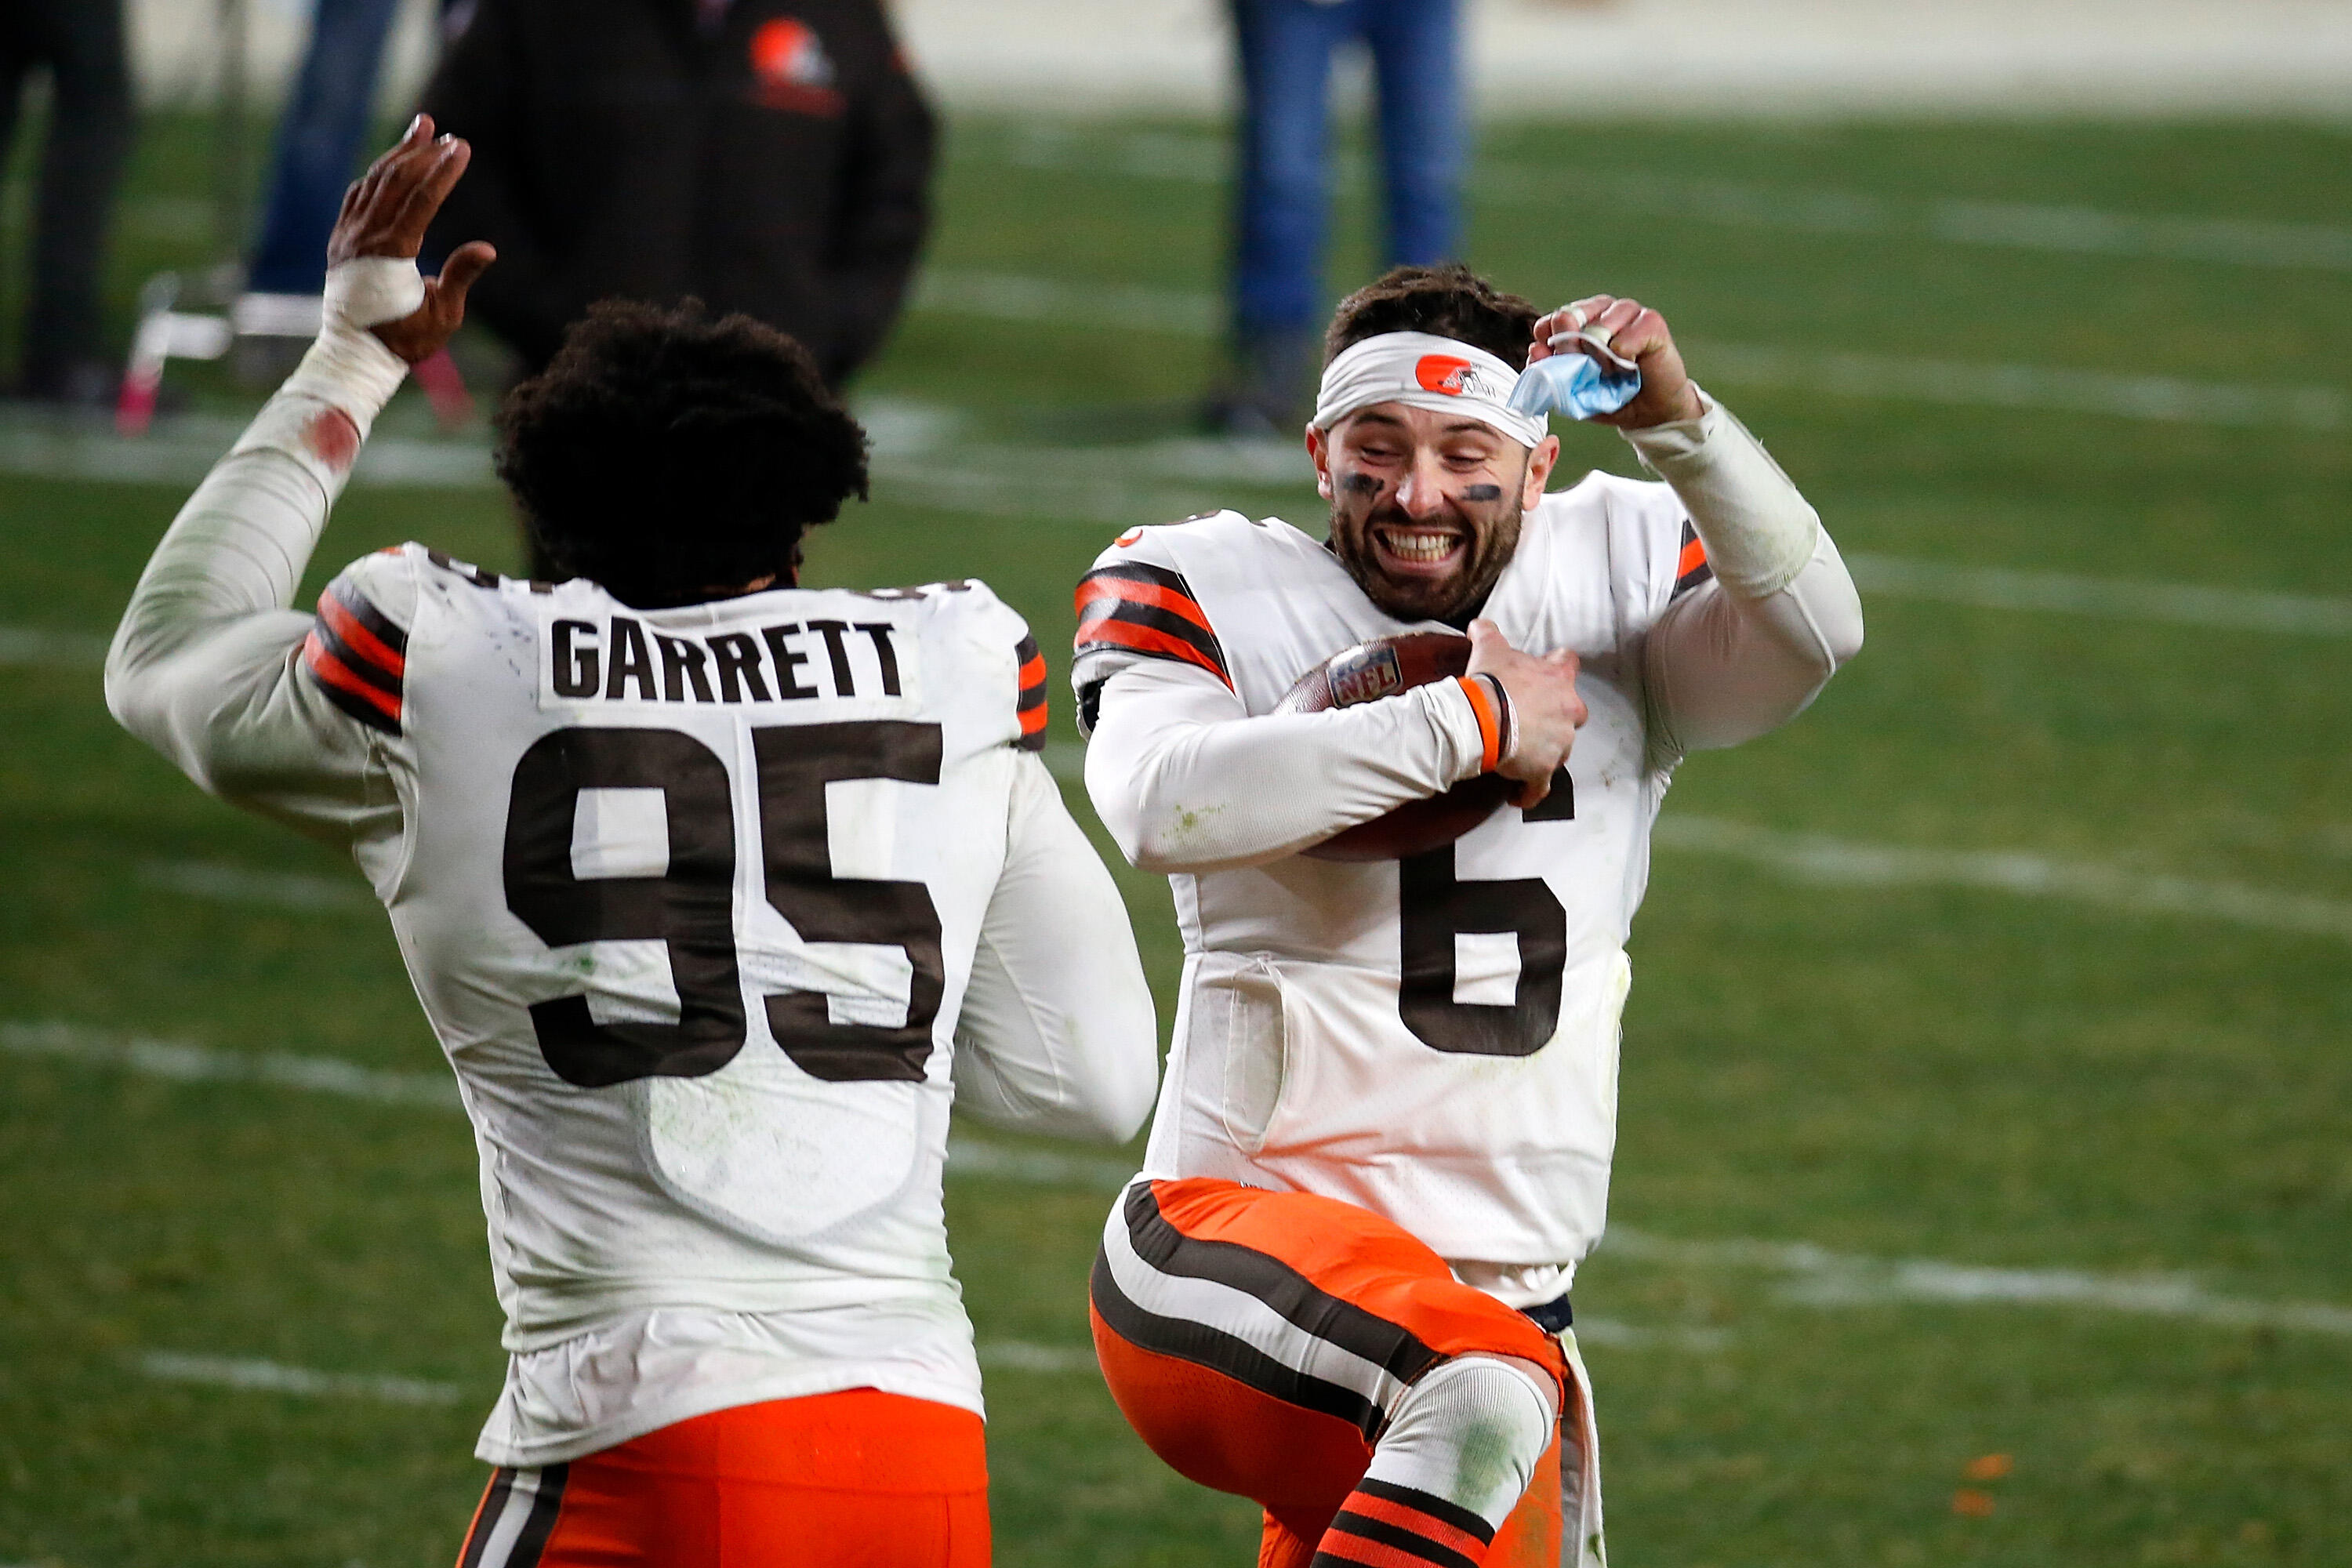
top-left (1528, 294), bottom-right (1704, 430)
top-left (326, 114), bottom-right (496, 365)
top-left (1465, 618), bottom-right (1588, 809)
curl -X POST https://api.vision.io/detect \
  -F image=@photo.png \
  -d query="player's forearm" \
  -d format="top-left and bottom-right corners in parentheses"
top-left (1623, 392), bottom-right (1824, 601)
top-left (1085, 662), bottom-right (1491, 873)
top-left (1643, 528), bottom-right (1864, 755)
top-left (953, 754), bottom-right (1159, 1143)
top-left (107, 273), bottom-right (409, 788)
top-left (1621, 392), bottom-right (1862, 753)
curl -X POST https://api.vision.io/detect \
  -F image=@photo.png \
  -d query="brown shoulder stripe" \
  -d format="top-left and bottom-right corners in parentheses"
top-left (1015, 633), bottom-right (1048, 751)
top-left (1672, 521), bottom-right (1713, 598)
top-left (1073, 562), bottom-right (1230, 688)
top-left (300, 583), bottom-right (406, 735)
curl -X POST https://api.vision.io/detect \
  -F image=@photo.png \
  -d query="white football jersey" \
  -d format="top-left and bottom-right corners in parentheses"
top-left (308, 546), bottom-right (1050, 1449)
top-left (1074, 479), bottom-right (1711, 1276)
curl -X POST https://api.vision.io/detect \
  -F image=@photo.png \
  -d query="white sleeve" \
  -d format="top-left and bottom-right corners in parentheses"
top-left (951, 752), bottom-right (1161, 1145)
top-left (1621, 394), bottom-right (1865, 757)
top-left (1083, 657), bottom-right (1494, 873)
top-left (103, 290), bottom-right (413, 844)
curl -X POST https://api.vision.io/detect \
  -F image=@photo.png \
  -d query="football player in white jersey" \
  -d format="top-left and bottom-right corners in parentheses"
top-left (1074, 263), bottom-right (1864, 1567)
top-left (107, 119), bottom-right (1159, 1568)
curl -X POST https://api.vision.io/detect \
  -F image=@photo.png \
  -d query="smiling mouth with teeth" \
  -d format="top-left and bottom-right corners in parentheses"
top-left (1375, 528), bottom-right (1465, 566)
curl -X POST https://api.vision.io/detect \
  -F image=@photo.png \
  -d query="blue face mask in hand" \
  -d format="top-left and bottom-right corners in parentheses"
top-left (1507, 339), bottom-right (1642, 423)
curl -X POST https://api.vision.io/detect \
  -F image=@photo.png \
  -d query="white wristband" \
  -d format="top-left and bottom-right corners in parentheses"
top-left (279, 257), bottom-right (420, 440)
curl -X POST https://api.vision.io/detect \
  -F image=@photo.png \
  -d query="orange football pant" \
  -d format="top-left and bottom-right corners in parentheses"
top-left (455, 1389), bottom-right (989, 1568)
top-left (1091, 1178), bottom-right (1569, 1568)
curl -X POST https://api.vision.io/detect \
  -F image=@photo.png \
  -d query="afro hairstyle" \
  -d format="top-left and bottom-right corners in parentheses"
top-left (495, 299), bottom-right (869, 608)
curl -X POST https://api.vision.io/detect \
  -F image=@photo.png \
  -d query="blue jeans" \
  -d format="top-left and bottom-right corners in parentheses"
top-left (1229, 0), bottom-right (1463, 336)
top-left (245, 0), bottom-right (408, 295)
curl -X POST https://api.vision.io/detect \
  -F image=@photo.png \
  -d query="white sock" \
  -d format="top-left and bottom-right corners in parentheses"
top-left (1363, 1354), bottom-right (1557, 1531)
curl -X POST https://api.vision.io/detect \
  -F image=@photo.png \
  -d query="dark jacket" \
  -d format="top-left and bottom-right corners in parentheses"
top-left (420, 0), bottom-right (934, 384)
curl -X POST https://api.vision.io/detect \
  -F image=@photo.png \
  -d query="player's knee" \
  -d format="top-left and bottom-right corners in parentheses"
top-left (1375, 1353), bottom-right (1559, 1522)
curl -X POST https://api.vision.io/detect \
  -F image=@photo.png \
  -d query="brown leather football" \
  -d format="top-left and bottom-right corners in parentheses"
top-left (1275, 631), bottom-right (1512, 862)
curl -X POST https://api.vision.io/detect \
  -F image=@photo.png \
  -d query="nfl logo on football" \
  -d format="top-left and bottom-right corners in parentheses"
top-left (1327, 644), bottom-right (1404, 707)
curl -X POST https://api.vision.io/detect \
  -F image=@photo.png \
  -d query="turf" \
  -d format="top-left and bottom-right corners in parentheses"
top-left (1, 107), bottom-right (2348, 1566)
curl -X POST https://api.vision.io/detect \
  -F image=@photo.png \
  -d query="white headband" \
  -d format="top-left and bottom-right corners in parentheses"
top-left (1312, 331), bottom-right (1548, 448)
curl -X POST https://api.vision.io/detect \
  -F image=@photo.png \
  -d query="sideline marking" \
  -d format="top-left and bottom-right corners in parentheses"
top-left (1655, 815), bottom-right (2352, 944)
top-left (138, 1345), bottom-right (1092, 1399)
top-left (0, 625), bottom-right (110, 669)
top-left (979, 1341), bottom-right (1098, 1374)
top-left (910, 271), bottom-right (2347, 431)
top-left (15, 1019), bottom-right (2350, 1340)
top-left (1847, 554), bottom-right (2352, 637)
top-left (138, 861), bottom-right (376, 913)
top-left (138, 1352), bottom-right (461, 1405)
top-left (0, 1021), bottom-right (462, 1109)
top-left (1604, 1229), bottom-right (2352, 1338)
top-left (1571, 1317), bottom-right (1731, 1352)
top-left (992, 127), bottom-right (2352, 274)
top-left (0, 1020), bottom-right (1126, 1185)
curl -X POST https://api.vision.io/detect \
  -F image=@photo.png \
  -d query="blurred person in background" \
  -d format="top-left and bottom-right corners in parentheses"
top-left (418, 0), bottom-right (934, 390)
top-left (1, 0), bottom-right (132, 405)
top-left (1209, 0), bottom-right (1465, 435)
top-left (244, 0), bottom-right (465, 311)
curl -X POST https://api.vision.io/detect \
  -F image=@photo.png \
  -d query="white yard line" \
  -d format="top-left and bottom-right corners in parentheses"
top-left (138, 1344), bottom-right (1090, 1399)
top-left (138, 861), bottom-right (376, 913)
top-left (912, 270), bottom-right (2348, 431)
top-left (0, 625), bottom-right (110, 669)
top-left (0, 1021), bottom-right (463, 1109)
top-left (1655, 815), bottom-right (2352, 944)
top-left (1051, 748), bottom-right (2352, 939)
top-left (13, 1017), bottom-right (2349, 1339)
top-left (993, 127), bottom-right (2352, 274)
top-left (0, 1019), bottom-right (1129, 1185)
top-left (1847, 555), bottom-right (2352, 637)
top-left (1681, 338), bottom-right (2346, 431)
top-left (1570, 1317), bottom-right (1732, 1352)
top-left (137, 1352), bottom-right (461, 1405)
top-left (979, 1341), bottom-right (1100, 1373)
top-left (1603, 1229), bottom-right (2352, 1338)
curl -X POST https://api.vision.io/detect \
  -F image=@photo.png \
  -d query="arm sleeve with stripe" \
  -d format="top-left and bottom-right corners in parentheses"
top-left (1083, 658), bottom-right (1496, 873)
top-left (1621, 394), bottom-right (1865, 758)
top-left (951, 752), bottom-right (1160, 1143)
top-left (105, 336), bottom-right (411, 848)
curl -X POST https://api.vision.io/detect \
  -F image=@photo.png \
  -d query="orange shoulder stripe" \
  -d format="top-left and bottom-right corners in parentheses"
top-left (1077, 619), bottom-right (1233, 688)
top-left (317, 589), bottom-right (405, 678)
top-left (303, 634), bottom-right (401, 720)
top-left (1074, 575), bottom-right (1216, 637)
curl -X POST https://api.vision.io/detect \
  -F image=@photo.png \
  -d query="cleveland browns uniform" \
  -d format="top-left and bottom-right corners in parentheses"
top-left (108, 363), bottom-right (1157, 1568)
top-left (1073, 397), bottom-right (1863, 1567)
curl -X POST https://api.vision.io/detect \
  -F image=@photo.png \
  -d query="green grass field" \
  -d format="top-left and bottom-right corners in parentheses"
top-left (3, 106), bottom-right (2350, 1566)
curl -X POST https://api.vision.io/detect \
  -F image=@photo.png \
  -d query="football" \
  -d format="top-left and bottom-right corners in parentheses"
top-left (1275, 631), bottom-right (1514, 862)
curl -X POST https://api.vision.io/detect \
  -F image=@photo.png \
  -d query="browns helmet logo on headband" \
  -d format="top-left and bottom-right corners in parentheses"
top-left (1414, 354), bottom-right (1510, 402)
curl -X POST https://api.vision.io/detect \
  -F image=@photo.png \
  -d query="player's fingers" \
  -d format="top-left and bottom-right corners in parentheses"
top-left (350, 115), bottom-right (430, 213)
top-left (431, 241), bottom-right (498, 315)
top-left (390, 139), bottom-right (471, 247)
top-left (1615, 307), bottom-right (1673, 361)
top-left (1581, 298), bottom-right (1644, 350)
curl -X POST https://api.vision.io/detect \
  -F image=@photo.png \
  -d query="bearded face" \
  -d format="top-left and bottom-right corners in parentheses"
top-left (1312, 406), bottom-right (1555, 626)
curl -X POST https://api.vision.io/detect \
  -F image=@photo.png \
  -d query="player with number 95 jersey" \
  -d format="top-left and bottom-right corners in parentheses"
top-left (1075, 266), bottom-right (1864, 1568)
top-left (107, 120), bottom-right (1156, 1568)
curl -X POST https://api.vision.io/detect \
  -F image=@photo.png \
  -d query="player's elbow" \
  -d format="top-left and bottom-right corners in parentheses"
top-left (1816, 585), bottom-right (1865, 673)
top-left (103, 639), bottom-right (188, 768)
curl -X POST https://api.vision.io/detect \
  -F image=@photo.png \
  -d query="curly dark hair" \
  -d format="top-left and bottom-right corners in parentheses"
top-left (1325, 264), bottom-right (1541, 371)
top-left (495, 299), bottom-right (869, 608)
